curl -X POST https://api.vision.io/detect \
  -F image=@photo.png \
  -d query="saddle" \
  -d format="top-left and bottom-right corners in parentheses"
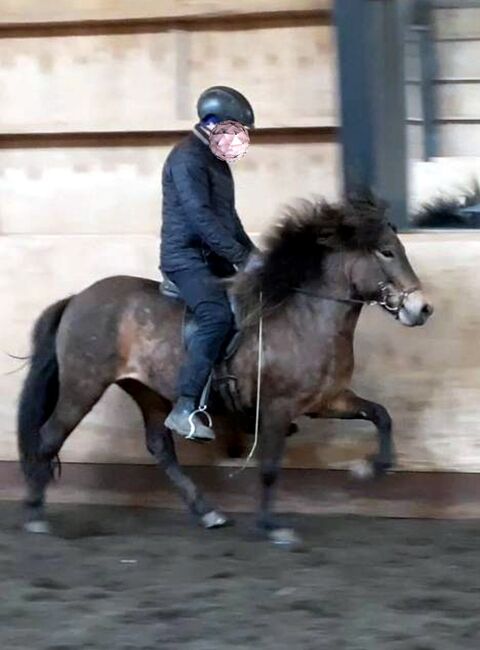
top-left (160, 278), bottom-right (244, 413)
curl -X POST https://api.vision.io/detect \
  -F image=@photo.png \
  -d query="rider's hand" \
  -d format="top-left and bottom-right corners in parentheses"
top-left (240, 250), bottom-right (263, 274)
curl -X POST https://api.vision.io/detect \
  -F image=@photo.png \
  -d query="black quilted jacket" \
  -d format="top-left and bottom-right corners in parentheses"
top-left (160, 125), bottom-right (254, 275)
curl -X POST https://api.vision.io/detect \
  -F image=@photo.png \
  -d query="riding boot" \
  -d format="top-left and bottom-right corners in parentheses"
top-left (164, 396), bottom-right (215, 442)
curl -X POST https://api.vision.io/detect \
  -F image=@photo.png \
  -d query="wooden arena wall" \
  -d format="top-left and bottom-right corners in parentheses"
top-left (1, 1), bottom-right (480, 511)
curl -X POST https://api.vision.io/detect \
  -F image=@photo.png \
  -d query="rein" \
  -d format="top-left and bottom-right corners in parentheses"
top-left (229, 291), bottom-right (263, 478)
top-left (293, 288), bottom-right (374, 307)
top-left (293, 283), bottom-right (417, 318)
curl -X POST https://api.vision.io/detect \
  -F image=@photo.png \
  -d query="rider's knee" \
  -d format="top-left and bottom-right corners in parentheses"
top-left (195, 302), bottom-right (233, 333)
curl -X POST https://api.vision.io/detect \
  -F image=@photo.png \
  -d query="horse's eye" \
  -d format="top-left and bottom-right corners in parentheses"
top-left (380, 249), bottom-right (394, 259)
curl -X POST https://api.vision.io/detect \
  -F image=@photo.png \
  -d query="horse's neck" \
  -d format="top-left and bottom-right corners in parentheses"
top-left (289, 276), bottom-right (361, 350)
top-left (290, 288), bottom-right (361, 340)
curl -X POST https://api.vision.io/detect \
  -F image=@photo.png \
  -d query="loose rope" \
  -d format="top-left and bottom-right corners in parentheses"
top-left (229, 291), bottom-right (263, 478)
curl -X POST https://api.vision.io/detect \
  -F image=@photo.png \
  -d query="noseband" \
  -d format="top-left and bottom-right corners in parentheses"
top-left (377, 282), bottom-right (417, 317)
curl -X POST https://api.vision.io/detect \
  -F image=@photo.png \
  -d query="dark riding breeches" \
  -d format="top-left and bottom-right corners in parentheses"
top-left (165, 267), bottom-right (234, 402)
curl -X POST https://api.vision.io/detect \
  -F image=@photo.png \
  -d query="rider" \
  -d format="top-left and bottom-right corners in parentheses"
top-left (160, 86), bottom-right (256, 442)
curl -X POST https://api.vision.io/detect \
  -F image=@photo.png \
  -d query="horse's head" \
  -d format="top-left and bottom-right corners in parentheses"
top-left (345, 198), bottom-right (433, 327)
top-left (233, 193), bottom-right (433, 327)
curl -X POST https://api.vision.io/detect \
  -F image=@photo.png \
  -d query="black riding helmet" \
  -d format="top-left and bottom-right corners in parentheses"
top-left (197, 86), bottom-right (255, 129)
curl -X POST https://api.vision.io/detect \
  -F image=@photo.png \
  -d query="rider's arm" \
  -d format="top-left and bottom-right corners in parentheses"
top-left (233, 208), bottom-right (256, 252)
top-left (171, 160), bottom-right (250, 266)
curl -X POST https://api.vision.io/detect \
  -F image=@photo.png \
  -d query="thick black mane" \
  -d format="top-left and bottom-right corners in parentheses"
top-left (232, 194), bottom-right (388, 324)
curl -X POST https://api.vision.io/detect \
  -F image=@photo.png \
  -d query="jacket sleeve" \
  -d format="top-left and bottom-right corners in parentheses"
top-left (233, 208), bottom-right (256, 252)
top-left (170, 160), bottom-right (250, 265)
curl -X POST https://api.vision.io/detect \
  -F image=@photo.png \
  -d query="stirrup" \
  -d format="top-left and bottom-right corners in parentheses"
top-left (187, 405), bottom-right (213, 440)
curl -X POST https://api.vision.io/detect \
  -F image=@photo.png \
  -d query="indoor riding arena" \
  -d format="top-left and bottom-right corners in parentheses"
top-left (1, 1), bottom-right (480, 648)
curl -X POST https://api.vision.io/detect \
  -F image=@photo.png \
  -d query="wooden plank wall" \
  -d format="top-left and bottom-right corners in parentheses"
top-left (0, 0), bottom-right (341, 468)
top-left (0, 1), bottom-right (329, 25)
top-left (1, 0), bottom-right (480, 479)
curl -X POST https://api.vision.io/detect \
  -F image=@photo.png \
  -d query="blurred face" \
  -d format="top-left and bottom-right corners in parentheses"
top-left (208, 120), bottom-right (250, 163)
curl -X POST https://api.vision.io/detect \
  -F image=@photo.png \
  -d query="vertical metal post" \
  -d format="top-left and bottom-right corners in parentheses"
top-left (417, 0), bottom-right (438, 160)
top-left (334, 0), bottom-right (375, 191)
top-left (371, 0), bottom-right (409, 230)
top-left (334, 0), bottom-right (409, 230)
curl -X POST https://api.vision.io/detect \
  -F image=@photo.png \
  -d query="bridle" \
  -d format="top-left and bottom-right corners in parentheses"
top-left (376, 282), bottom-right (418, 316)
top-left (293, 282), bottom-right (418, 319)
top-left (292, 247), bottom-right (419, 319)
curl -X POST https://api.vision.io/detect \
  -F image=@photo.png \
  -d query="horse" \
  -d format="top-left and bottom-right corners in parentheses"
top-left (17, 194), bottom-right (433, 546)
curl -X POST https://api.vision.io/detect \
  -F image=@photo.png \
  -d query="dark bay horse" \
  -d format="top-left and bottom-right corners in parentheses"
top-left (18, 195), bottom-right (433, 545)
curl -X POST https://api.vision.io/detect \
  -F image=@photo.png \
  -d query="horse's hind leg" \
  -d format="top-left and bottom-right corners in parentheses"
top-left (309, 389), bottom-right (395, 477)
top-left (119, 380), bottom-right (229, 529)
top-left (25, 380), bottom-right (108, 533)
top-left (148, 425), bottom-right (229, 529)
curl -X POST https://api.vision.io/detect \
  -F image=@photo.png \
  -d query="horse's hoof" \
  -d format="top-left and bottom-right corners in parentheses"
top-left (24, 520), bottom-right (51, 534)
top-left (349, 459), bottom-right (375, 480)
top-left (372, 459), bottom-right (395, 477)
top-left (350, 457), bottom-right (395, 480)
top-left (201, 510), bottom-right (230, 529)
top-left (269, 528), bottom-right (303, 550)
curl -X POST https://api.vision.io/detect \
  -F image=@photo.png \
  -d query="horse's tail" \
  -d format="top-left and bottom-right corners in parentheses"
top-left (17, 297), bottom-right (72, 469)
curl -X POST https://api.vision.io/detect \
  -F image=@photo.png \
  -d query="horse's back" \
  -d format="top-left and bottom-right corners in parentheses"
top-left (64, 274), bottom-right (175, 315)
top-left (56, 275), bottom-right (181, 368)
top-left (80, 275), bottom-right (160, 300)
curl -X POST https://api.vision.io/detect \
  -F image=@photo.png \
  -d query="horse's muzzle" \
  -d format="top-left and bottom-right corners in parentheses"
top-left (398, 290), bottom-right (433, 327)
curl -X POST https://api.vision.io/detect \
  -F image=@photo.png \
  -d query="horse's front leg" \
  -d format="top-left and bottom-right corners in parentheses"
top-left (257, 402), bottom-right (302, 548)
top-left (308, 389), bottom-right (395, 477)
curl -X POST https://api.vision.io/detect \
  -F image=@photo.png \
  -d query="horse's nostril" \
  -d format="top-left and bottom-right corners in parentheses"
top-left (422, 303), bottom-right (433, 317)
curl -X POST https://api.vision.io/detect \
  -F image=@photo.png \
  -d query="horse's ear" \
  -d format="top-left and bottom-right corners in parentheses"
top-left (378, 198), bottom-right (389, 214)
top-left (346, 186), bottom-right (375, 205)
top-left (346, 187), bottom-right (363, 203)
